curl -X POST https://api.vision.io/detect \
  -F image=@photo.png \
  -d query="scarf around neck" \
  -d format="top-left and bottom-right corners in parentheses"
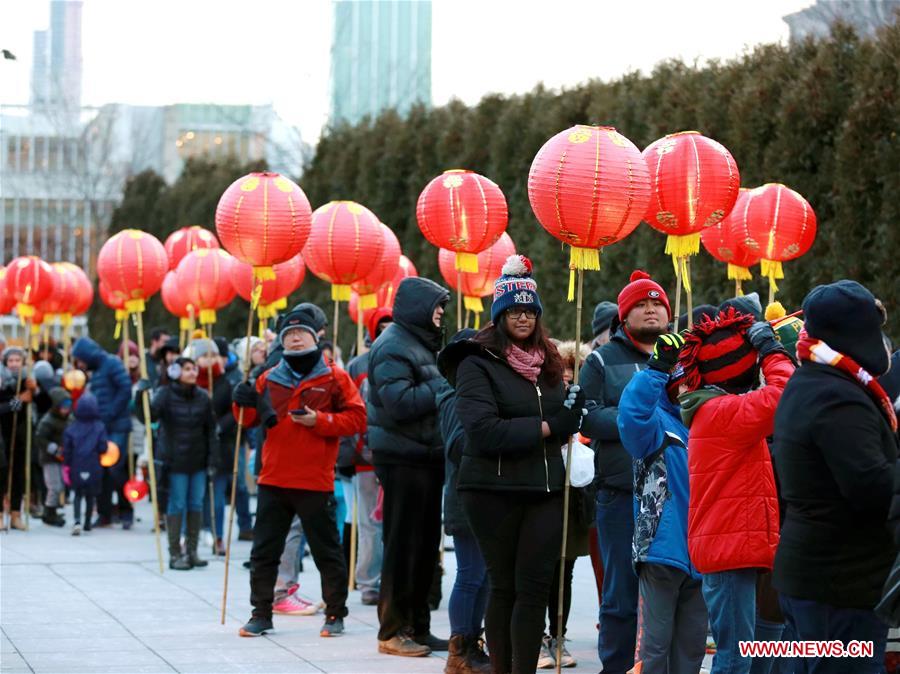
top-left (797, 328), bottom-right (897, 432)
top-left (505, 345), bottom-right (545, 384)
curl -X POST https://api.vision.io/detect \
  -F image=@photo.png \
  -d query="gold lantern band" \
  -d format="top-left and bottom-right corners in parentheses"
top-left (332, 284), bottom-right (352, 302)
top-left (179, 317), bottom-right (192, 331)
top-left (761, 259), bottom-right (784, 293)
top-left (253, 266), bottom-right (276, 281)
top-left (568, 246), bottom-right (601, 301)
top-left (125, 299), bottom-right (146, 313)
top-left (727, 264), bottom-right (753, 281)
top-left (455, 252), bottom-right (479, 273)
top-left (199, 309), bottom-right (217, 325)
top-left (664, 232), bottom-right (702, 259)
top-left (359, 293), bottom-right (378, 310)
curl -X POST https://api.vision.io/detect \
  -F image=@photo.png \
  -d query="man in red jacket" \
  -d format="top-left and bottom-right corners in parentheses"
top-left (233, 307), bottom-right (367, 639)
top-left (677, 308), bottom-right (795, 674)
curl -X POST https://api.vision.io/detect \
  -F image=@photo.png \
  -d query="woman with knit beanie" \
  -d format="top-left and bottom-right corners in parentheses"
top-left (438, 255), bottom-right (587, 674)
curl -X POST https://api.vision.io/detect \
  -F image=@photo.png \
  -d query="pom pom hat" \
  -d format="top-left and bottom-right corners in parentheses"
top-left (678, 307), bottom-right (757, 392)
top-left (490, 255), bottom-right (543, 324)
top-left (617, 270), bottom-right (671, 322)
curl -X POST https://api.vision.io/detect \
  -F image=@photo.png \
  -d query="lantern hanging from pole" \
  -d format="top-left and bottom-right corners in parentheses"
top-left (438, 232), bottom-right (516, 328)
top-left (0, 266), bottom-right (16, 315)
top-left (43, 263), bottom-right (82, 327)
top-left (304, 201), bottom-right (386, 301)
top-left (175, 249), bottom-right (237, 325)
top-left (528, 125), bottom-right (651, 299)
top-left (416, 169), bottom-right (508, 273)
top-left (99, 280), bottom-right (130, 339)
top-left (96, 229), bottom-right (168, 314)
top-left (348, 254), bottom-right (418, 326)
top-left (351, 224), bottom-right (401, 309)
top-left (5, 256), bottom-right (55, 320)
top-left (124, 477), bottom-right (149, 503)
top-left (231, 253), bottom-right (306, 323)
top-left (700, 188), bottom-right (761, 289)
top-left (161, 271), bottom-right (195, 332)
top-left (164, 226), bottom-right (220, 270)
top-left (214, 172), bottom-right (312, 281)
top-left (58, 262), bottom-right (94, 318)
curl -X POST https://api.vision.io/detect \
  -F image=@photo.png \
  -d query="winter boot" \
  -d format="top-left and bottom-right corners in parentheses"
top-left (467, 635), bottom-right (492, 673)
top-left (42, 506), bottom-right (66, 527)
top-left (445, 635), bottom-right (468, 674)
top-left (186, 511), bottom-right (208, 568)
top-left (167, 514), bottom-right (191, 570)
top-left (9, 511), bottom-right (26, 530)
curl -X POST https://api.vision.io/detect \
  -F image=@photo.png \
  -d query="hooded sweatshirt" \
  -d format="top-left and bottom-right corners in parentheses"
top-left (71, 337), bottom-right (133, 434)
top-left (62, 393), bottom-right (106, 491)
top-left (36, 388), bottom-right (72, 466)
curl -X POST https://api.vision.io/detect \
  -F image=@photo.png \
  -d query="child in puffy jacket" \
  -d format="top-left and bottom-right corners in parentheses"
top-left (36, 387), bottom-right (72, 528)
top-left (62, 393), bottom-right (107, 535)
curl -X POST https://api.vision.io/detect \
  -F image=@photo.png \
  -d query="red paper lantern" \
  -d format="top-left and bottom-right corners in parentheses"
top-left (175, 249), bottom-right (237, 325)
top-left (215, 172), bottom-right (312, 278)
top-left (743, 183), bottom-right (817, 292)
top-left (4, 256), bottom-right (55, 319)
top-left (100, 441), bottom-right (121, 468)
top-left (57, 262), bottom-right (94, 317)
top-left (528, 125), bottom-right (651, 295)
top-left (348, 255), bottom-right (417, 325)
top-left (642, 131), bottom-right (741, 259)
top-left (351, 224), bottom-right (401, 309)
top-left (231, 253), bottom-right (306, 321)
top-left (161, 271), bottom-right (195, 332)
top-left (43, 263), bottom-right (82, 325)
top-left (96, 229), bottom-right (168, 312)
top-left (438, 233), bottom-right (516, 325)
top-left (124, 478), bottom-right (149, 503)
top-left (305, 201), bottom-right (385, 301)
top-left (416, 169), bottom-right (508, 273)
top-left (99, 280), bottom-right (127, 312)
top-left (164, 226), bottom-right (220, 270)
top-left (0, 267), bottom-right (15, 315)
top-left (701, 188), bottom-right (761, 282)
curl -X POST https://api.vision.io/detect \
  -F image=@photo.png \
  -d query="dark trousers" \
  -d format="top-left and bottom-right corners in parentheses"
top-left (449, 530), bottom-right (489, 638)
top-left (73, 488), bottom-right (96, 524)
top-left (1, 433), bottom-right (26, 512)
top-left (462, 489), bottom-right (563, 674)
top-left (375, 463), bottom-right (443, 641)
top-left (97, 431), bottom-right (133, 523)
top-left (249, 485), bottom-right (348, 620)
top-left (548, 558), bottom-right (576, 638)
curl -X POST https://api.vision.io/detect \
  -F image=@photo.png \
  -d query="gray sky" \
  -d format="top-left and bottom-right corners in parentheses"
top-left (1, 0), bottom-right (814, 143)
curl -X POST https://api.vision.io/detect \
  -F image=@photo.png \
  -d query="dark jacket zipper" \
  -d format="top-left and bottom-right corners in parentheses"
top-left (536, 384), bottom-right (549, 492)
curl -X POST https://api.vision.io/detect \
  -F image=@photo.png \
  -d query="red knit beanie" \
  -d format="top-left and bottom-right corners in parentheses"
top-left (678, 308), bottom-right (757, 392)
top-left (617, 270), bottom-right (671, 321)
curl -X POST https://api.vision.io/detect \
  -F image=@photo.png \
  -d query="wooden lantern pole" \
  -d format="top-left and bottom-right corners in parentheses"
top-left (672, 259), bottom-right (683, 332)
top-left (23, 317), bottom-right (35, 530)
top-left (685, 257), bottom-right (694, 330)
top-left (204, 326), bottom-right (218, 556)
top-left (456, 270), bottom-right (462, 331)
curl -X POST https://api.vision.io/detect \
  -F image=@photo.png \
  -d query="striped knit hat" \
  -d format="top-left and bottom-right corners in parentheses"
top-left (678, 308), bottom-right (757, 393)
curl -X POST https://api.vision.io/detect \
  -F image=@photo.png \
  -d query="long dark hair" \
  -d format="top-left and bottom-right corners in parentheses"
top-left (473, 316), bottom-right (564, 386)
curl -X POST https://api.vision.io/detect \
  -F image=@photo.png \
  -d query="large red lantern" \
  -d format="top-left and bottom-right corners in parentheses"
top-left (348, 255), bottom-right (418, 325)
top-left (43, 263), bottom-right (82, 325)
top-left (528, 125), bottom-right (651, 297)
top-left (438, 233), bottom-right (516, 327)
top-left (214, 172), bottom-right (312, 279)
top-left (175, 249), bottom-right (237, 325)
top-left (416, 169), bottom-right (508, 273)
top-left (57, 262), bottom-right (94, 317)
top-left (96, 229), bottom-right (168, 312)
top-left (304, 201), bottom-right (385, 301)
top-left (351, 224), bottom-right (401, 309)
top-left (164, 226), bottom-right (220, 270)
top-left (5, 256), bottom-right (55, 319)
top-left (231, 254), bottom-right (306, 322)
top-left (701, 188), bottom-right (761, 287)
top-left (161, 271), bottom-right (194, 331)
top-left (0, 267), bottom-right (15, 315)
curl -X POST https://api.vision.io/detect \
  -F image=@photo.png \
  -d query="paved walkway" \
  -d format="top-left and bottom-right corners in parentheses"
top-left (1, 499), bottom-right (605, 674)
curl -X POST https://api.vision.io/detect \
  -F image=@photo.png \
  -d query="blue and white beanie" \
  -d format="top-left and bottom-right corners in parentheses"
top-left (490, 255), bottom-right (543, 324)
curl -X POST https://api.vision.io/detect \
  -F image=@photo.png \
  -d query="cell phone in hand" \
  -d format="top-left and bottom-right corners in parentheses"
top-left (289, 408), bottom-right (308, 416)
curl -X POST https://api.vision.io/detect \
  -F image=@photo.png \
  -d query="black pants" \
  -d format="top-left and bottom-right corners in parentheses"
top-left (375, 463), bottom-right (443, 641)
top-left (249, 485), bottom-right (348, 619)
top-left (73, 488), bottom-right (96, 524)
top-left (0, 436), bottom-right (25, 513)
top-left (462, 489), bottom-right (564, 674)
top-left (548, 557), bottom-right (575, 638)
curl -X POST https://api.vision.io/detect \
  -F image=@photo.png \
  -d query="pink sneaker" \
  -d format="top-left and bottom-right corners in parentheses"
top-left (273, 592), bottom-right (315, 615)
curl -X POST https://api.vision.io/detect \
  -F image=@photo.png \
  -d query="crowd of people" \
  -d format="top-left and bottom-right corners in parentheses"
top-left (1, 255), bottom-right (898, 674)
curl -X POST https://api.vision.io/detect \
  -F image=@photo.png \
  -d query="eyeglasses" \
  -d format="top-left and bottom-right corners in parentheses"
top-left (507, 309), bottom-right (538, 320)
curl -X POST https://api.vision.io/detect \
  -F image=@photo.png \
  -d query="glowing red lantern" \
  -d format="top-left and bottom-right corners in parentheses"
top-left (164, 226), bottom-right (220, 270)
top-left (4, 256), bottom-right (55, 319)
top-left (528, 125), bottom-right (651, 296)
top-left (175, 249), bottom-right (237, 325)
top-left (63, 369), bottom-right (86, 392)
top-left (124, 478), bottom-right (149, 503)
top-left (57, 262), bottom-right (94, 317)
top-left (304, 201), bottom-right (385, 301)
top-left (231, 254), bottom-right (306, 321)
top-left (438, 233), bottom-right (516, 327)
top-left (161, 271), bottom-right (195, 331)
top-left (416, 170), bottom-right (507, 273)
top-left (642, 131), bottom-right (741, 260)
top-left (0, 267), bottom-right (15, 315)
top-left (214, 172), bottom-right (312, 278)
top-left (100, 441), bottom-right (121, 468)
top-left (701, 188), bottom-right (761, 284)
top-left (348, 255), bottom-right (417, 325)
top-left (96, 230), bottom-right (168, 312)
top-left (351, 224), bottom-right (401, 309)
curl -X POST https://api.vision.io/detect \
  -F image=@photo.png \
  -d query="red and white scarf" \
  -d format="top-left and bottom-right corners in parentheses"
top-left (796, 328), bottom-right (897, 432)
top-left (505, 345), bottom-right (545, 384)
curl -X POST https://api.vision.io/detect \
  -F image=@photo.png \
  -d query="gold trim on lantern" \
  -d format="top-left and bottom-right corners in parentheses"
top-left (359, 293), bottom-right (378, 310)
top-left (568, 246), bottom-right (602, 301)
top-left (464, 296), bottom-right (483, 313)
top-left (199, 309), bottom-right (217, 325)
top-left (253, 266), bottom-right (276, 281)
top-left (761, 259), bottom-right (784, 292)
top-left (455, 251), bottom-right (478, 273)
top-left (664, 233), bottom-right (701, 259)
top-left (332, 284), bottom-right (352, 302)
top-left (124, 299), bottom-right (146, 313)
top-left (727, 264), bottom-right (753, 281)
top-left (16, 303), bottom-right (36, 319)
top-left (179, 317), bottom-right (192, 331)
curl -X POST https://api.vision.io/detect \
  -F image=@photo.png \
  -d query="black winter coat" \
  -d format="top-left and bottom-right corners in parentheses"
top-left (438, 386), bottom-right (468, 536)
top-left (137, 382), bottom-right (218, 474)
top-left (773, 362), bottom-right (899, 609)
top-left (439, 340), bottom-right (567, 493)
top-left (581, 321), bottom-right (649, 491)
top-left (208, 369), bottom-right (238, 475)
top-left (367, 277), bottom-right (450, 466)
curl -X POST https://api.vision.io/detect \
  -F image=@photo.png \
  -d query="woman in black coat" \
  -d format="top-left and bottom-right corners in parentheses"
top-left (438, 256), bottom-right (585, 674)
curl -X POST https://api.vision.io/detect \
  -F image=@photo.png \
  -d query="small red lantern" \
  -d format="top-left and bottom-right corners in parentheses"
top-left (175, 249), bottom-right (237, 325)
top-left (351, 224), bottom-right (401, 309)
top-left (348, 255), bottom-right (417, 325)
top-left (0, 266), bottom-right (15, 315)
top-left (5, 256), bottom-right (55, 319)
top-left (57, 262), bottom-right (94, 317)
top-left (528, 125), bottom-right (651, 297)
top-left (164, 226), bottom-right (220, 270)
top-left (96, 230), bottom-right (168, 313)
top-left (99, 280), bottom-right (130, 337)
top-left (63, 368), bottom-right (86, 392)
top-left (215, 172), bottom-right (312, 279)
top-left (304, 201), bottom-right (385, 301)
top-left (438, 233), bottom-right (516, 327)
top-left (701, 188), bottom-right (761, 286)
top-left (100, 441), bottom-right (121, 468)
top-left (231, 254), bottom-right (306, 322)
top-left (416, 169), bottom-right (508, 273)
top-left (161, 271), bottom-right (195, 331)
top-left (124, 477), bottom-right (149, 503)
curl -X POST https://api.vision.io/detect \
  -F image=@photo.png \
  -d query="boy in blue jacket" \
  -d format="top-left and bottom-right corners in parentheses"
top-left (617, 333), bottom-right (707, 674)
top-left (62, 393), bottom-right (107, 536)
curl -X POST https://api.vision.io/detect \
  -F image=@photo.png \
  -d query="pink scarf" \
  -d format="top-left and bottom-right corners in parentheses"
top-left (505, 345), bottom-right (545, 384)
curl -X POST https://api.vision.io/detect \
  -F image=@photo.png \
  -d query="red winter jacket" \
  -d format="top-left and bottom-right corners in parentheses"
top-left (679, 353), bottom-right (794, 574)
top-left (234, 359), bottom-right (367, 492)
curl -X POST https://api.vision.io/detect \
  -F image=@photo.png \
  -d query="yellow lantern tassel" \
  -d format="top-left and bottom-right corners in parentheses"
top-left (253, 266), bottom-right (276, 282)
top-left (114, 320), bottom-right (122, 340)
top-left (59, 313), bottom-right (73, 327)
top-left (727, 264), bottom-right (753, 281)
top-left (359, 293), bottom-right (378, 310)
top-left (331, 284), bottom-right (351, 302)
top-left (474, 312), bottom-right (481, 329)
top-left (679, 257), bottom-right (692, 294)
top-left (463, 296), bottom-right (483, 314)
top-left (179, 317), bottom-right (192, 332)
top-left (568, 247), bottom-right (601, 301)
top-left (761, 259), bottom-right (784, 293)
top-left (664, 233), bottom-right (701, 259)
top-left (16, 303), bottom-right (36, 320)
top-left (199, 309), bottom-right (217, 325)
top-left (455, 252), bottom-right (478, 273)
top-left (125, 299), bottom-right (146, 314)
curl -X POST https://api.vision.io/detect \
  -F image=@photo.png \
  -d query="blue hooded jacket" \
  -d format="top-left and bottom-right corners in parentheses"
top-left (63, 393), bottom-right (107, 492)
top-left (71, 337), bottom-right (132, 434)
top-left (618, 367), bottom-right (696, 577)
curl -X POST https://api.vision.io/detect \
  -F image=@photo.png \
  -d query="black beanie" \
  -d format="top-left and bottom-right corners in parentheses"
top-left (591, 301), bottom-right (618, 337)
top-left (213, 337), bottom-right (229, 359)
top-left (719, 292), bottom-right (763, 321)
top-left (802, 280), bottom-right (889, 376)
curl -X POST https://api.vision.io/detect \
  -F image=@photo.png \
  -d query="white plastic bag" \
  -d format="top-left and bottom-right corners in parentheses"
top-left (561, 439), bottom-right (595, 488)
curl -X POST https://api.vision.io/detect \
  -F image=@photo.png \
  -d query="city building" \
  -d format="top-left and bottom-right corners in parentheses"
top-left (784, 0), bottom-right (900, 40)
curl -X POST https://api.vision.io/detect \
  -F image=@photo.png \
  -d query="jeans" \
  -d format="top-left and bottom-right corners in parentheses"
top-left (702, 569), bottom-right (757, 674)
top-left (275, 516), bottom-right (304, 600)
top-left (98, 430), bottom-right (133, 522)
top-left (354, 471), bottom-right (382, 592)
top-left (449, 530), bottom-right (489, 638)
top-left (779, 594), bottom-right (888, 674)
top-left (749, 617), bottom-right (785, 674)
top-left (596, 488), bottom-right (639, 674)
top-left (167, 471), bottom-right (206, 516)
top-left (202, 474), bottom-right (227, 538)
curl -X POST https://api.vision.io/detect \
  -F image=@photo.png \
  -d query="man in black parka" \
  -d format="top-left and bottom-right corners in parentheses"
top-left (367, 276), bottom-right (451, 657)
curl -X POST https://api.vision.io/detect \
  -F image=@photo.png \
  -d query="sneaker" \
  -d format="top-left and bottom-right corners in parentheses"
top-left (239, 615), bottom-right (273, 637)
top-left (71, 523), bottom-right (82, 536)
top-left (320, 616), bottom-right (344, 637)
top-left (361, 590), bottom-right (379, 606)
top-left (273, 593), bottom-right (315, 615)
top-left (414, 632), bottom-right (449, 651)
top-left (83, 520), bottom-right (92, 533)
top-left (378, 633), bottom-right (431, 657)
top-left (552, 637), bottom-right (576, 668)
top-left (537, 635), bottom-right (555, 668)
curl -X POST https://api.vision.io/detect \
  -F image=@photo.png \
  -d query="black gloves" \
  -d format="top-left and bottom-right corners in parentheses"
top-left (135, 378), bottom-right (152, 394)
top-left (548, 385), bottom-right (587, 439)
top-left (648, 333), bottom-right (686, 373)
top-left (746, 321), bottom-right (785, 359)
top-left (7, 397), bottom-right (23, 413)
top-left (563, 384), bottom-right (586, 411)
top-left (232, 382), bottom-right (258, 408)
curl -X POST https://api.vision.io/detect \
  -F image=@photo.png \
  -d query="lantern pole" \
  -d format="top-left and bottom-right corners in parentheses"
top-left (685, 257), bottom-right (694, 330)
top-left (333, 300), bottom-right (340, 352)
top-left (456, 271), bottom-right (462, 332)
top-left (3, 343), bottom-right (25, 532)
top-left (23, 317), bottom-right (34, 530)
top-left (735, 279), bottom-right (743, 298)
top-left (61, 322), bottom-right (71, 371)
top-left (203, 324), bottom-right (219, 557)
top-left (134, 309), bottom-right (165, 574)
top-left (556, 267), bottom-right (584, 673)
top-left (672, 259), bottom-right (683, 332)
